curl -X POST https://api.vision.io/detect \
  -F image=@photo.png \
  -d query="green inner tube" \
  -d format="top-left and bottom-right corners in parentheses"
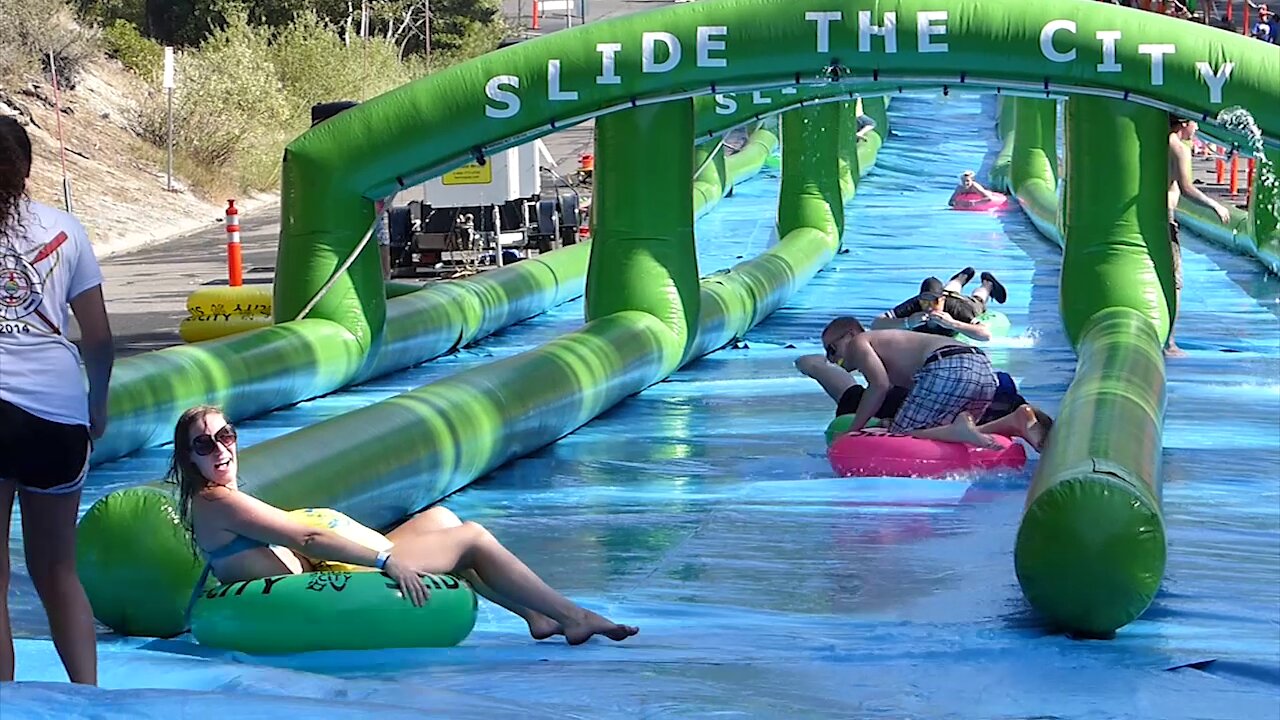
top-left (191, 570), bottom-right (478, 654)
top-left (958, 310), bottom-right (1012, 346)
top-left (825, 414), bottom-right (883, 446)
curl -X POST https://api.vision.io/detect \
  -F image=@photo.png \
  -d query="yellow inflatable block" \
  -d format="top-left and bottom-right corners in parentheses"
top-left (178, 315), bottom-right (272, 343)
top-left (186, 285), bottom-right (273, 317)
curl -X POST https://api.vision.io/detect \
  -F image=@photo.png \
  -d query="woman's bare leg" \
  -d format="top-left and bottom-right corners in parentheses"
top-left (20, 488), bottom-right (97, 684)
top-left (394, 522), bottom-right (637, 645)
top-left (1, 481), bottom-right (15, 681)
top-left (388, 507), bottom-right (562, 639)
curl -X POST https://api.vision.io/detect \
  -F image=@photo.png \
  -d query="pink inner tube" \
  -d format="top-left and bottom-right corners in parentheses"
top-left (950, 191), bottom-right (1008, 211)
top-left (827, 428), bottom-right (1027, 478)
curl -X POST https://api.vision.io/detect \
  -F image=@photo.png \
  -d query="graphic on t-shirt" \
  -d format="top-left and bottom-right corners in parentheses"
top-left (0, 231), bottom-right (68, 332)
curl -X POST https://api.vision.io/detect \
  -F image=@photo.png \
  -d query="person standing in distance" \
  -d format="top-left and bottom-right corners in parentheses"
top-left (0, 116), bottom-right (114, 685)
top-left (1167, 116), bottom-right (1231, 357)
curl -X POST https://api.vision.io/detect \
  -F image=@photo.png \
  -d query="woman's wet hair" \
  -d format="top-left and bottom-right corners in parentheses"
top-left (167, 405), bottom-right (226, 557)
top-left (0, 116), bottom-right (33, 241)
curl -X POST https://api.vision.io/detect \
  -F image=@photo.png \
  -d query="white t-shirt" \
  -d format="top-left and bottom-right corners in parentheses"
top-left (0, 200), bottom-right (103, 426)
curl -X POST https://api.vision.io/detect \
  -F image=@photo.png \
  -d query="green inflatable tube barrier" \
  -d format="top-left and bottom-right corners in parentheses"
top-left (692, 123), bottom-right (778, 219)
top-left (988, 96), bottom-right (1017, 190)
top-left (1015, 308), bottom-right (1166, 637)
top-left (693, 137), bottom-right (730, 218)
top-left (1007, 95), bottom-right (1171, 636)
top-left (90, 248), bottom-right (591, 464)
top-left (191, 572), bottom-right (477, 654)
top-left (1008, 98), bottom-right (1061, 242)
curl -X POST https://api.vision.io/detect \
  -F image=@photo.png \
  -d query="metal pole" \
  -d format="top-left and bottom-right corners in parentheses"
top-left (163, 47), bottom-right (176, 193)
top-left (48, 50), bottom-right (74, 213)
top-left (166, 88), bottom-right (174, 192)
top-left (423, 0), bottom-right (431, 63)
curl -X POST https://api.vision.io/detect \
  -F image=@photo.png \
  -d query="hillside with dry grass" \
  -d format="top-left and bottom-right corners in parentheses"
top-left (2, 61), bottom-right (276, 257)
top-left (1, 0), bottom-right (509, 257)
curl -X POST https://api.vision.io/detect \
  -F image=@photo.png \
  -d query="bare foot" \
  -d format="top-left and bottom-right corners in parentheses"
top-left (1011, 404), bottom-right (1048, 453)
top-left (1164, 343), bottom-right (1187, 358)
top-left (526, 613), bottom-right (564, 640)
top-left (562, 610), bottom-right (639, 645)
top-left (952, 413), bottom-right (1002, 450)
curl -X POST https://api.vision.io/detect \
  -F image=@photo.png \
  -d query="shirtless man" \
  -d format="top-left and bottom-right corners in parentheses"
top-left (818, 316), bottom-right (1049, 450)
top-left (1168, 116), bottom-right (1232, 357)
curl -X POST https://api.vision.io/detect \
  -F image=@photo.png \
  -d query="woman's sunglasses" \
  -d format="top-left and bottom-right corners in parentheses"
top-left (191, 424), bottom-right (237, 456)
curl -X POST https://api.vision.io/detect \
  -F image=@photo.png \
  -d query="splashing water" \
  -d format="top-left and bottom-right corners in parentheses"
top-left (1216, 106), bottom-right (1279, 240)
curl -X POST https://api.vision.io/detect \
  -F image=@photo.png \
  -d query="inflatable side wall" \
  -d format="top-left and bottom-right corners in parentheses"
top-left (1002, 95), bottom-right (1169, 637)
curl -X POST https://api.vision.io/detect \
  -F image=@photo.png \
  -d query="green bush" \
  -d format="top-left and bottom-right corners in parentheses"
top-left (129, 3), bottom-right (509, 195)
top-left (135, 11), bottom-right (291, 178)
top-left (102, 19), bottom-right (163, 80)
top-left (270, 10), bottom-right (408, 110)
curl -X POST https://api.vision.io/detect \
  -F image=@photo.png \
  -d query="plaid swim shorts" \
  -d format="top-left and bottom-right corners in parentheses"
top-left (889, 346), bottom-right (998, 434)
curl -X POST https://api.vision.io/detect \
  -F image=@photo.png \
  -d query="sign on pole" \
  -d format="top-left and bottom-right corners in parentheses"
top-left (163, 47), bottom-right (175, 192)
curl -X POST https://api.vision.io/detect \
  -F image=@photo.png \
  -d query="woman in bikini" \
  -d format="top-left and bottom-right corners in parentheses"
top-left (172, 405), bottom-right (638, 646)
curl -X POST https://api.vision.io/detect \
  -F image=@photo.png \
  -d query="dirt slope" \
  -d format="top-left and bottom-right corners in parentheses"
top-left (1, 59), bottom-right (277, 258)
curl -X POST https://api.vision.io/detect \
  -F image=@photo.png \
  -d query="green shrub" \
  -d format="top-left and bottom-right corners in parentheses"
top-left (102, 19), bottom-right (163, 80)
top-left (135, 11), bottom-right (292, 173)
top-left (270, 10), bottom-right (408, 110)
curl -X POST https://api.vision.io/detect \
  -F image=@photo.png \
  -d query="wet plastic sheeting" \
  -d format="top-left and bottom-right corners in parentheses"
top-left (5, 95), bottom-right (1278, 719)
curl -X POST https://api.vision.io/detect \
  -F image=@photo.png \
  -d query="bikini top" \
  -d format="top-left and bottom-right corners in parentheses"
top-left (201, 533), bottom-right (270, 561)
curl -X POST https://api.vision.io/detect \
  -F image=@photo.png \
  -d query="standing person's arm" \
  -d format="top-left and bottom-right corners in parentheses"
top-left (67, 223), bottom-right (113, 439)
top-left (1170, 137), bottom-right (1231, 223)
top-left (70, 287), bottom-right (113, 439)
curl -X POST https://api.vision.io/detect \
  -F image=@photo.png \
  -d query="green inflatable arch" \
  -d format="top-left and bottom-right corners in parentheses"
top-left (277, 0), bottom-right (1279, 353)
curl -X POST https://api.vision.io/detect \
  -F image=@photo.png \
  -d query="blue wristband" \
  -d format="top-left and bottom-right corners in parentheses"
top-left (375, 550), bottom-right (391, 570)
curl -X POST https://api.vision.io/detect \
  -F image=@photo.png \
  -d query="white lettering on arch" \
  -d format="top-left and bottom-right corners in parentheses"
top-left (858, 11), bottom-right (898, 53)
top-left (1196, 61), bottom-right (1233, 104)
top-left (484, 75), bottom-right (520, 119)
top-left (596, 43), bottom-right (623, 85)
top-left (714, 94), bottom-right (738, 115)
top-left (1039, 20), bottom-right (1076, 63)
top-left (547, 60), bottom-right (577, 102)
top-left (1138, 43), bottom-right (1176, 86)
top-left (696, 26), bottom-right (728, 67)
top-left (1096, 31), bottom-right (1123, 72)
top-left (806, 11), bottom-right (842, 53)
top-left (916, 11), bottom-right (949, 53)
top-left (643, 32), bottom-right (681, 73)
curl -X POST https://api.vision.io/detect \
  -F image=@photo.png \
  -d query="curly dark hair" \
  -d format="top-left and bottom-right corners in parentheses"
top-left (0, 116), bottom-right (32, 242)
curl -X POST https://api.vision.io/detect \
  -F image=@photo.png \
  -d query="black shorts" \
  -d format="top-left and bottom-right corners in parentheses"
top-left (836, 384), bottom-right (910, 419)
top-left (0, 399), bottom-right (91, 495)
